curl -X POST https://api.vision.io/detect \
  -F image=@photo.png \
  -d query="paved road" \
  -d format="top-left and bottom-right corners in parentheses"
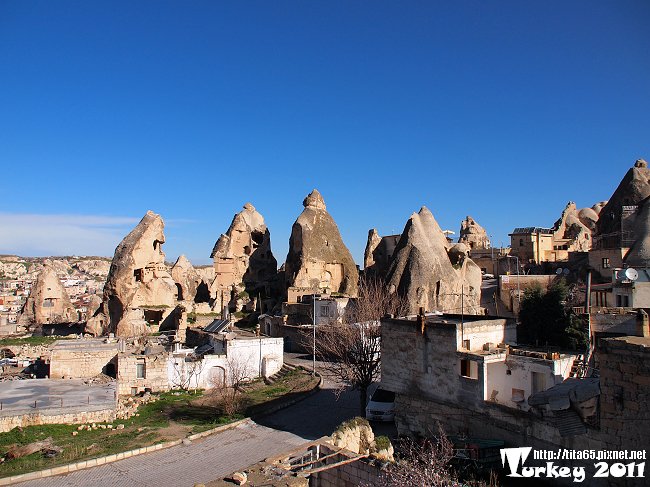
top-left (16, 420), bottom-right (304, 487)
top-left (15, 355), bottom-right (396, 486)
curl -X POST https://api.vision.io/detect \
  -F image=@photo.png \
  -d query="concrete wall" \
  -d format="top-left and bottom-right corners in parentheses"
top-left (456, 319), bottom-right (516, 351)
top-left (485, 354), bottom-right (574, 410)
top-left (499, 274), bottom-right (555, 312)
top-left (166, 336), bottom-right (284, 391)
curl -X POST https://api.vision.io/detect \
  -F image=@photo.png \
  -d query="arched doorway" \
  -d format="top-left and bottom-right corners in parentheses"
top-left (175, 283), bottom-right (183, 301)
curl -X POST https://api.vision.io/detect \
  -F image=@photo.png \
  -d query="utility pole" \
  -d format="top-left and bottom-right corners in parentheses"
top-left (460, 283), bottom-right (464, 343)
top-left (312, 292), bottom-right (317, 376)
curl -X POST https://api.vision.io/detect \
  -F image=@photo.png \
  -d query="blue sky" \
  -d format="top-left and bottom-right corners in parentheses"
top-left (1, 1), bottom-right (649, 266)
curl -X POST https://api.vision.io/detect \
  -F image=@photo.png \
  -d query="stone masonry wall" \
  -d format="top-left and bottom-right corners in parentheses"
top-left (118, 353), bottom-right (169, 395)
top-left (312, 458), bottom-right (381, 487)
top-left (0, 407), bottom-right (115, 433)
top-left (597, 336), bottom-right (650, 451)
top-left (50, 349), bottom-right (117, 379)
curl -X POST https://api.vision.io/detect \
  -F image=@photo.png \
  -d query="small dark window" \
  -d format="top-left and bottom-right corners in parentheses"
top-left (602, 258), bottom-right (610, 269)
top-left (462, 339), bottom-right (470, 350)
top-left (519, 238), bottom-right (524, 247)
top-left (134, 269), bottom-right (143, 282)
top-left (460, 359), bottom-right (471, 378)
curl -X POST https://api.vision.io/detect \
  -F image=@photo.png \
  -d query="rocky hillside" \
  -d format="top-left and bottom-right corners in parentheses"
top-left (0, 256), bottom-right (111, 281)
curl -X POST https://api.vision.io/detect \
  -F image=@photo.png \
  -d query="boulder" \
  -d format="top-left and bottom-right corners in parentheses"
top-left (18, 262), bottom-right (77, 326)
top-left (285, 190), bottom-right (358, 298)
top-left (386, 207), bottom-right (482, 315)
top-left (331, 418), bottom-right (375, 455)
top-left (458, 216), bottom-right (490, 250)
top-left (210, 203), bottom-right (277, 311)
top-left (100, 211), bottom-right (177, 337)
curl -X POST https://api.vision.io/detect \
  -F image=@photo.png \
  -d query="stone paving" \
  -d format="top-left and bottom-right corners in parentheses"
top-left (15, 420), bottom-right (305, 487)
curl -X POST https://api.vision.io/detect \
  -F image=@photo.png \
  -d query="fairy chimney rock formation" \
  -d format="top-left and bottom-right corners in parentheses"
top-left (596, 159), bottom-right (650, 249)
top-left (364, 229), bottom-right (400, 279)
top-left (171, 255), bottom-right (201, 303)
top-left (625, 196), bottom-right (650, 267)
top-left (285, 189), bottom-right (359, 299)
top-left (100, 210), bottom-right (177, 337)
top-left (210, 203), bottom-right (277, 311)
top-left (386, 207), bottom-right (482, 315)
top-left (18, 262), bottom-right (77, 326)
top-left (552, 202), bottom-right (595, 253)
top-left (458, 216), bottom-right (490, 250)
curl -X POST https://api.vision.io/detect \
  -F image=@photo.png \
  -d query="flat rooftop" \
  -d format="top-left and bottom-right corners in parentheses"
top-left (0, 379), bottom-right (116, 416)
top-left (52, 339), bottom-right (119, 351)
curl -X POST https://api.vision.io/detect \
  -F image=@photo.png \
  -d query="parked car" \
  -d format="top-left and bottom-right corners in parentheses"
top-left (482, 273), bottom-right (495, 280)
top-left (365, 387), bottom-right (396, 422)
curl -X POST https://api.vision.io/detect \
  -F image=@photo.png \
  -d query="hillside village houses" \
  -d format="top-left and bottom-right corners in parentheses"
top-left (1, 161), bottom-right (649, 475)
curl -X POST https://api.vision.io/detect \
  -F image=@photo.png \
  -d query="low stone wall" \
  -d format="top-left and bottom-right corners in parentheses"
top-left (0, 406), bottom-right (116, 433)
top-left (312, 457), bottom-right (381, 487)
top-left (597, 336), bottom-right (650, 450)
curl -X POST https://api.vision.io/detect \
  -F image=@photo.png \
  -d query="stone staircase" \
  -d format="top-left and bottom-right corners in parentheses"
top-left (264, 362), bottom-right (298, 385)
top-left (569, 354), bottom-right (585, 378)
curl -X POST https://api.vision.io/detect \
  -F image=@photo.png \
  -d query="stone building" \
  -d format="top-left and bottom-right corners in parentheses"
top-left (117, 347), bottom-right (170, 395)
top-left (380, 312), bottom-right (650, 468)
top-left (284, 190), bottom-right (358, 301)
top-left (49, 339), bottom-right (118, 379)
top-left (210, 203), bottom-right (278, 312)
top-left (18, 263), bottom-right (77, 327)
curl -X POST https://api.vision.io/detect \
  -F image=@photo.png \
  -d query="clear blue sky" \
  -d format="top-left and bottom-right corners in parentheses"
top-left (1, 1), bottom-right (649, 265)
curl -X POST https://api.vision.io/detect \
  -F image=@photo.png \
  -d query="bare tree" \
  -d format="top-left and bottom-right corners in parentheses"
top-left (209, 354), bottom-right (249, 416)
top-left (371, 425), bottom-right (497, 487)
top-left (314, 276), bottom-right (407, 415)
top-left (170, 354), bottom-right (205, 391)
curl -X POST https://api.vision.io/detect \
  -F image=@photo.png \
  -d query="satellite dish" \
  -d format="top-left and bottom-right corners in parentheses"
top-left (563, 268), bottom-right (570, 276)
top-left (556, 268), bottom-right (563, 275)
top-left (625, 268), bottom-right (639, 281)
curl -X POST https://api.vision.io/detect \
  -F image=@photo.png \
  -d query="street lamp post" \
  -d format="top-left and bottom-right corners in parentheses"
top-left (312, 293), bottom-right (317, 376)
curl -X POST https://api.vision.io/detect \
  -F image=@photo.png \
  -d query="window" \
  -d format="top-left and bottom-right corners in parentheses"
top-left (460, 359), bottom-right (478, 379)
top-left (531, 371), bottom-right (546, 394)
top-left (320, 305), bottom-right (330, 317)
top-left (136, 359), bottom-right (146, 379)
top-left (519, 238), bottom-right (524, 247)
top-left (602, 258), bottom-right (610, 269)
top-left (462, 339), bottom-right (470, 350)
top-left (134, 269), bottom-right (143, 282)
top-left (616, 294), bottom-right (629, 307)
top-left (512, 388), bottom-right (525, 402)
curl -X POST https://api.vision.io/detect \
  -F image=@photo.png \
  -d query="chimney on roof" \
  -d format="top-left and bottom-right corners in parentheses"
top-left (636, 309), bottom-right (649, 337)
